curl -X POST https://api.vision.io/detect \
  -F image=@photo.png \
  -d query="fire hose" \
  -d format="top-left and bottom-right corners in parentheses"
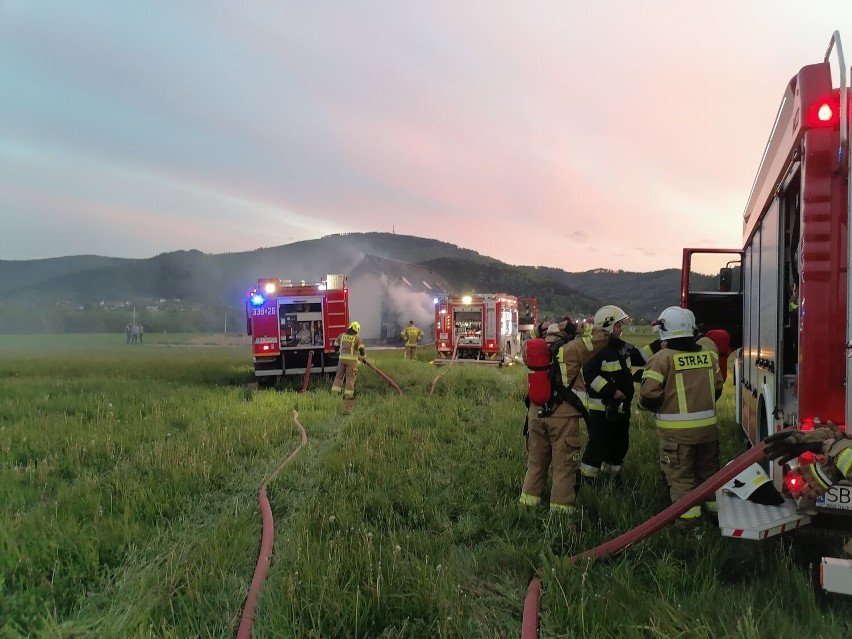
top-left (236, 409), bottom-right (308, 639)
top-left (430, 335), bottom-right (463, 396)
top-left (360, 358), bottom-right (404, 396)
top-left (520, 441), bottom-right (769, 639)
top-left (300, 350), bottom-right (314, 392)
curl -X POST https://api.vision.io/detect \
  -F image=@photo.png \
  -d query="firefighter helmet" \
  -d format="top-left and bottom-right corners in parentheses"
top-left (653, 307), bottom-right (693, 340)
top-left (593, 305), bottom-right (630, 333)
top-left (683, 307), bottom-right (697, 331)
top-left (348, 321), bottom-right (361, 333)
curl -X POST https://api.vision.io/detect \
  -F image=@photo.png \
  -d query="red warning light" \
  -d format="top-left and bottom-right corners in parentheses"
top-left (806, 95), bottom-right (840, 128)
top-left (784, 472), bottom-right (803, 495)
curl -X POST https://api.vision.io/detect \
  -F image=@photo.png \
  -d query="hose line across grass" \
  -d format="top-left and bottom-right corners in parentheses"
top-left (236, 409), bottom-right (308, 639)
top-left (521, 441), bottom-right (769, 638)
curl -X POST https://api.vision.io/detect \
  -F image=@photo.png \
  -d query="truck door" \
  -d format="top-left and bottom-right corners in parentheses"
top-left (681, 249), bottom-right (744, 349)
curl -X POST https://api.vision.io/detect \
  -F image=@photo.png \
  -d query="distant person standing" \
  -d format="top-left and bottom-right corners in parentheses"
top-left (124, 324), bottom-right (132, 344)
top-left (138, 324), bottom-right (144, 344)
top-left (130, 324), bottom-right (140, 344)
top-left (400, 320), bottom-right (424, 360)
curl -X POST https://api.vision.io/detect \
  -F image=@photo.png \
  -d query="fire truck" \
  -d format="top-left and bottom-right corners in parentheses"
top-left (680, 32), bottom-right (851, 591)
top-left (434, 293), bottom-right (521, 363)
top-left (245, 274), bottom-right (349, 387)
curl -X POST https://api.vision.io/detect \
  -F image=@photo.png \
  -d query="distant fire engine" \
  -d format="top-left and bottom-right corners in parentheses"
top-left (681, 32), bottom-right (851, 594)
top-left (245, 275), bottom-right (349, 387)
top-left (434, 293), bottom-right (521, 363)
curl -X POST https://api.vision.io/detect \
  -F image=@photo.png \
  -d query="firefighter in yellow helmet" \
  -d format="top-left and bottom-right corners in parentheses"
top-left (639, 307), bottom-right (724, 523)
top-left (519, 316), bottom-right (608, 515)
top-left (332, 321), bottom-right (366, 415)
top-left (400, 320), bottom-right (424, 360)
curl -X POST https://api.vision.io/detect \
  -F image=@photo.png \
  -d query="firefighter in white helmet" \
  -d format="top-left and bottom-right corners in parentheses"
top-left (332, 321), bottom-right (366, 415)
top-left (639, 306), bottom-right (724, 522)
top-left (519, 314), bottom-right (608, 515)
top-left (580, 305), bottom-right (644, 485)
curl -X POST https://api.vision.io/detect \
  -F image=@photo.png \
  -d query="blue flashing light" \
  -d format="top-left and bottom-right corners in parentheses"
top-left (250, 293), bottom-right (266, 307)
top-left (433, 297), bottom-right (439, 305)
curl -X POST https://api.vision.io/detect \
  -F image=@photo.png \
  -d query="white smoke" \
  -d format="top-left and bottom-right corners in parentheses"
top-left (348, 273), bottom-right (435, 341)
top-left (348, 273), bottom-right (384, 340)
top-left (386, 283), bottom-right (434, 338)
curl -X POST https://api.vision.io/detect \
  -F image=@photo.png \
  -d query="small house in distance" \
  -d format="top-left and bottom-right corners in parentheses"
top-left (348, 254), bottom-right (454, 342)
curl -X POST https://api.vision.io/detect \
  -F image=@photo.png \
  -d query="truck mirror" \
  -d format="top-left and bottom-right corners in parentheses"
top-left (719, 267), bottom-right (732, 292)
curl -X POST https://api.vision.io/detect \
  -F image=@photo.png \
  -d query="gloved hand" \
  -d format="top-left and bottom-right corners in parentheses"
top-left (788, 462), bottom-right (844, 500)
top-left (764, 425), bottom-right (842, 465)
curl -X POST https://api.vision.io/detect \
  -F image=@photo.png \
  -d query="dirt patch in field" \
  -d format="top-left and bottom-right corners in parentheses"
top-left (186, 334), bottom-right (251, 347)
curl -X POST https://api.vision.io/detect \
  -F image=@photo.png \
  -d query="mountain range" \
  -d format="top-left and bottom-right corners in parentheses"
top-left (0, 232), bottom-right (690, 328)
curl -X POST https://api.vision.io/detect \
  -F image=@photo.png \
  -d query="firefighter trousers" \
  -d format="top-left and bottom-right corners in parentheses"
top-left (657, 428), bottom-right (720, 503)
top-left (404, 345), bottom-right (417, 360)
top-left (332, 359), bottom-right (359, 413)
top-left (582, 409), bottom-right (630, 471)
top-left (522, 410), bottom-right (582, 507)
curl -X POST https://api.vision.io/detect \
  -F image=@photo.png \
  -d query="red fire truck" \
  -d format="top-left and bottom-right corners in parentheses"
top-left (680, 33), bottom-right (851, 580)
top-left (245, 274), bottom-right (349, 387)
top-left (434, 293), bottom-right (521, 363)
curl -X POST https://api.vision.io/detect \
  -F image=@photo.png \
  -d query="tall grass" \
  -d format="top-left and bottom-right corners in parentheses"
top-left (0, 336), bottom-right (849, 638)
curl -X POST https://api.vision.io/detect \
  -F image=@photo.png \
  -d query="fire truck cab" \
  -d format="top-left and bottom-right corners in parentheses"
top-left (681, 31), bottom-right (851, 594)
top-left (246, 274), bottom-right (349, 387)
top-left (434, 293), bottom-right (521, 363)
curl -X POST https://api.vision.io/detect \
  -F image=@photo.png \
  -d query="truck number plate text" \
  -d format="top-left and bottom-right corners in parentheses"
top-left (816, 485), bottom-right (852, 512)
top-left (251, 307), bottom-right (276, 316)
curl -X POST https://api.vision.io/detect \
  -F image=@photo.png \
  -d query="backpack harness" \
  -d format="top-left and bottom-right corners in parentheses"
top-left (524, 336), bottom-right (589, 435)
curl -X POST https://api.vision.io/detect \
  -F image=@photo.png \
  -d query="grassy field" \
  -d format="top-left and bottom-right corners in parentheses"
top-left (1, 334), bottom-right (850, 638)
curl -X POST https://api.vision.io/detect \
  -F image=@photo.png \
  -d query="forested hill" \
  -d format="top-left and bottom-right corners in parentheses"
top-left (0, 232), bottom-right (688, 331)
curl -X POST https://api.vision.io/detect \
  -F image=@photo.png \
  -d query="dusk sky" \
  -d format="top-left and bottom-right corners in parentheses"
top-left (2, 2), bottom-right (852, 271)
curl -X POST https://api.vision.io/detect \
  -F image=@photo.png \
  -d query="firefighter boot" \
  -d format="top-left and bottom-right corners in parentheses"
top-left (580, 464), bottom-right (601, 487)
top-left (342, 396), bottom-right (355, 415)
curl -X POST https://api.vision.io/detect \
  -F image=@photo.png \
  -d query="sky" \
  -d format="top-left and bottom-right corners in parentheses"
top-left (2, 2), bottom-right (852, 271)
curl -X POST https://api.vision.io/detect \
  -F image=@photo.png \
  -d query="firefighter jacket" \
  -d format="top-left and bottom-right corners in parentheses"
top-left (335, 329), bottom-right (366, 361)
top-left (639, 339), bottom-right (723, 442)
top-left (583, 336), bottom-right (644, 413)
top-left (533, 326), bottom-right (608, 418)
top-left (401, 325), bottom-right (424, 346)
top-left (827, 435), bottom-right (852, 480)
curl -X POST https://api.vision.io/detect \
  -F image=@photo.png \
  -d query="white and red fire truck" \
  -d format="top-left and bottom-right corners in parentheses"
top-left (245, 274), bottom-right (349, 387)
top-left (681, 32), bottom-right (851, 594)
top-left (434, 293), bottom-right (521, 363)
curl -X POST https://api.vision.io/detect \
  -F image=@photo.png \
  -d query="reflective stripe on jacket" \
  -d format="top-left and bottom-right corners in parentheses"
top-left (640, 347), bottom-right (722, 430)
top-left (401, 326), bottom-right (424, 346)
top-left (337, 332), bottom-right (365, 361)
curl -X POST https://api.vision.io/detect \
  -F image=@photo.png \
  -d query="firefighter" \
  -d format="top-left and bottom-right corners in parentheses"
top-left (580, 305), bottom-right (641, 485)
top-left (764, 424), bottom-right (852, 500)
top-left (332, 321), bottom-right (366, 415)
top-left (639, 306), bottom-right (724, 523)
top-left (400, 320), bottom-right (424, 360)
top-left (519, 315), bottom-right (608, 515)
top-left (682, 307), bottom-right (732, 382)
